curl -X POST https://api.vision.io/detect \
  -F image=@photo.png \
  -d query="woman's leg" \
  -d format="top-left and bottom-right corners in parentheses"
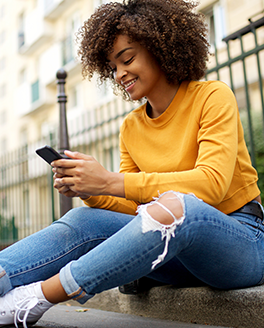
top-left (2, 192), bottom-right (264, 326)
top-left (0, 207), bottom-right (135, 296)
top-left (56, 193), bottom-right (264, 304)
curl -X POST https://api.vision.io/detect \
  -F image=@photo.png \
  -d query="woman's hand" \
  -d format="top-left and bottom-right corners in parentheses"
top-left (52, 170), bottom-right (80, 198)
top-left (52, 150), bottom-right (124, 199)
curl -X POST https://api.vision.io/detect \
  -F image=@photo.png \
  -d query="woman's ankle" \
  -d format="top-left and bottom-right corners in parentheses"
top-left (41, 274), bottom-right (71, 304)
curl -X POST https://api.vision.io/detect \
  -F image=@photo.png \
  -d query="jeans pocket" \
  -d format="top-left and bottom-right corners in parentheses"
top-left (239, 221), bottom-right (263, 238)
top-left (230, 212), bottom-right (263, 237)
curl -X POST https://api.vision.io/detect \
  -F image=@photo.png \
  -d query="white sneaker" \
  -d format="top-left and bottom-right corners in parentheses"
top-left (0, 281), bottom-right (54, 328)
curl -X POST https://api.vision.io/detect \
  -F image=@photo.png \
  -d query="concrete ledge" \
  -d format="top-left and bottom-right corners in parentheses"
top-left (70, 285), bottom-right (264, 327)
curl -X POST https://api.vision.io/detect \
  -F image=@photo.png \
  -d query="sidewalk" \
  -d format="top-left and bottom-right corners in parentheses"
top-left (36, 304), bottom-right (227, 328)
top-left (56, 285), bottom-right (264, 328)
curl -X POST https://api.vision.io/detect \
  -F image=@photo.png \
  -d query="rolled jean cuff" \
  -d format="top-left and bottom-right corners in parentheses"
top-left (0, 265), bottom-right (12, 296)
top-left (59, 262), bottom-right (94, 304)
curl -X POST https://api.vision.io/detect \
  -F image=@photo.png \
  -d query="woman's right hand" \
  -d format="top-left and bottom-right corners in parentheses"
top-left (53, 171), bottom-right (80, 198)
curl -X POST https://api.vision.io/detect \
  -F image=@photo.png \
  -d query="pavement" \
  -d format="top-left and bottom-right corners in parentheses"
top-left (35, 303), bottom-right (228, 328)
top-left (41, 285), bottom-right (264, 328)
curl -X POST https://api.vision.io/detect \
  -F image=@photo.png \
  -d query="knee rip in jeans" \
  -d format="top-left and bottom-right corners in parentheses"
top-left (137, 191), bottom-right (185, 270)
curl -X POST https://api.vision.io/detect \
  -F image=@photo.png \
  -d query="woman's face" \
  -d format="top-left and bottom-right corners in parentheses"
top-left (107, 34), bottom-right (167, 101)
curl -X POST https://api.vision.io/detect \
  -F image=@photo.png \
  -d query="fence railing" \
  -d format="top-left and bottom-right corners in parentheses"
top-left (0, 97), bottom-right (135, 249)
top-left (205, 15), bottom-right (264, 168)
top-left (1, 16), bottom-right (264, 249)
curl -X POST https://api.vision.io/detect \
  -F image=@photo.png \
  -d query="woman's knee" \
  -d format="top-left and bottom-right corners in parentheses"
top-left (53, 207), bottom-right (98, 230)
top-left (146, 192), bottom-right (185, 225)
top-left (57, 207), bottom-right (96, 222)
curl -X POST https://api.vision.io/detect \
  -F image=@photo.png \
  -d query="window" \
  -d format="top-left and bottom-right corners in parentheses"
top-left (204, 7), bottom-right (216, 46)
top-left (201, 2), bottom-right (226, 49)
top-left (31, 80), bottom-right (39, 103)
top-left (63, 11), bottom-right (82, 65)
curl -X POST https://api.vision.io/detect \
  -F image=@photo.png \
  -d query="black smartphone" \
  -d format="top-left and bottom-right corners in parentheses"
top-left (36, 145), bottom-right (70, 165)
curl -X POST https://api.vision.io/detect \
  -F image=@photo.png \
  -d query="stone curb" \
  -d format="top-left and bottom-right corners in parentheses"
top-left (68, 285), bottom-right (264, 328)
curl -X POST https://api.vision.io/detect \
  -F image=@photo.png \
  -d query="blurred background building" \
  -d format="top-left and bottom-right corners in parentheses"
top-left (0, 0), bottom-right (263, 247)
top-left (0, 0), bottom-right (115, 153)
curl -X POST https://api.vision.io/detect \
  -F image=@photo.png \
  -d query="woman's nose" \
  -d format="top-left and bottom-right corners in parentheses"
top-left (114, 66), bottom-right (127, 84)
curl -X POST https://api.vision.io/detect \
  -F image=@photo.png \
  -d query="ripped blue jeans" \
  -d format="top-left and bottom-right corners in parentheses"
top-left (1, 192), bottom-right (264, 304)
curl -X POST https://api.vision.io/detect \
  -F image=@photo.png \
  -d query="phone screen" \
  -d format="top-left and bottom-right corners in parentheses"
top-left (36, 145), bottom-right (69, 165)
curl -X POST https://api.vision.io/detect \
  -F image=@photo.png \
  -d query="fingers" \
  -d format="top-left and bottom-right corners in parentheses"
top-left (53, 172), bottom-right (64, 179)
top-left (51, 158), bottom-right (76, 168)
top-left (52, 150), bottom-right (106, 197)
top-left (57, 186), bottom-right (77, 198)
top-left (54, 176), bottom-right (74, 188)
top-left (53, 177), bottom-right (76, 197)
top-left (51, 151), bottom-right (95, 168)
top-left (51, 151), bottom-right (92, 166)
top-left (54, 176), bottom-right (90, 199)
top-left (64, 150), bottom-right (90, 160)
top-left (52, 166), bottom-right (74, 177)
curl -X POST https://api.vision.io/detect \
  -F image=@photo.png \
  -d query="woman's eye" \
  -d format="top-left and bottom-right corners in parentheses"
top-left (124, 57), bottom-right (134, 65)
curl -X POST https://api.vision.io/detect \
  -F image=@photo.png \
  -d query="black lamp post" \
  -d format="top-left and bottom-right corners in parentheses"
top-left (56, 68), bottom-right (72, 216)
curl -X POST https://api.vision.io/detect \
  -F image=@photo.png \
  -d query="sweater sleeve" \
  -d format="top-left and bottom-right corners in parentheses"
top-left (124, 84), bottom-right (239, 206)
top-left (83, 194), bottom-right (138, 215)
top-left (82, 133), bottom-right (140, 215)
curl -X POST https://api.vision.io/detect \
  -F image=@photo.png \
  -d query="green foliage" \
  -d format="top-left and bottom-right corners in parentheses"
top-left (0, 215), bottom-right (18, 244)
top-left (240, 110), bottom-right (264, 201)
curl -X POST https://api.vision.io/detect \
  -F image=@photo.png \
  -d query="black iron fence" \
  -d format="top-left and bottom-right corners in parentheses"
top-left (205, 16), bottom-right (264, 168)
top-left (0, 16), bottom-right (264, 248)
top-left (0, 97), bottom-right (135, 249)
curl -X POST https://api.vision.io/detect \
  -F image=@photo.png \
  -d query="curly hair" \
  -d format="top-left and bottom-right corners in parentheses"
top-left (77, 0), bottom-right (210, 100)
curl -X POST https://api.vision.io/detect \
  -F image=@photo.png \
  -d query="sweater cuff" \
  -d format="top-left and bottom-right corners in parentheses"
top-left (81, 196), bottom-right (100, 207)
top-left (124, 172), bottom-right (142, 201)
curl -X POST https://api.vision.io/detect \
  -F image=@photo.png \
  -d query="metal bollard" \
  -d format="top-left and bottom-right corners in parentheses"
top-left (56, 68), bottom-right (72, 217)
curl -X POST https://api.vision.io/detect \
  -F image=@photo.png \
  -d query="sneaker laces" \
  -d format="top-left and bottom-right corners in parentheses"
top-left (14, 295), bottom-right (39, 328)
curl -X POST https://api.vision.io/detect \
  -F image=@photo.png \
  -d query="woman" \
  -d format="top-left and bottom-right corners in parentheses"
top-left (1, 0), bottom-right (263, 327)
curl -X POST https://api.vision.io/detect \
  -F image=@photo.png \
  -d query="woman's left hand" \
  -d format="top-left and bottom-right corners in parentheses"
top-left (52, 150), bottom-right (113, 199)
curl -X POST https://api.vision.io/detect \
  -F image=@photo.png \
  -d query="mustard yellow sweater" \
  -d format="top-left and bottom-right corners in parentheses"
top-left (84, 80), bottom-right (260, 215)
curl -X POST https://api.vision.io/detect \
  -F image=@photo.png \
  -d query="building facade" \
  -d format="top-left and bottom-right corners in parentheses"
top-left (0, 0), bottom-right (118, 155)
top-left (0, 0), bottom-right (263, 155)
top-left (0, 0), bottom-right (263, 245)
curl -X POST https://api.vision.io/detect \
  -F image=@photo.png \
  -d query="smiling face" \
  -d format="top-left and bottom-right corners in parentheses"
top-left (107, 34), bottom-right (167, 102)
